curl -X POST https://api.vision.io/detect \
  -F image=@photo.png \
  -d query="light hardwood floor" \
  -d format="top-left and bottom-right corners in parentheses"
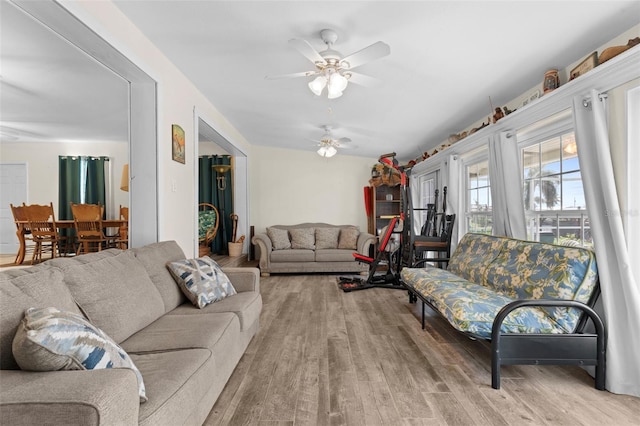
top-left (205, 270), bottom-right (640, 426)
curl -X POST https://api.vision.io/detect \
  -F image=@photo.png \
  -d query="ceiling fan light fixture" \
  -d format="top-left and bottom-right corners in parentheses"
top-left (308, 75), bottom-right (327, 96)
top-left (317, 145), bottom-right (338, 158)
top-left (329, 72), bottom-right (348, 92)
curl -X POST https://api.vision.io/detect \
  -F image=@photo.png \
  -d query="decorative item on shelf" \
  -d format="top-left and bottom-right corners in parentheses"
top-left (521, 89), bottom-right (540, 107)
top-left (492, 108), bottom-right (504, 124)
top-left (385, 193), bottom-right (393, 201)
top-left (570, 51), bottom-right (598, 81)
top-left (503, 105), bottom-right (516, 115)
top-left (369, 162), bottom-right (401, 187)
top-left (543, 69), bottom-right (560, 94)
top-left (469, 119), bottom-right (489, 136)
top-left (599, 37), bottom-right (640, 64)
top-left (171, 124), bottom-right (185, 164)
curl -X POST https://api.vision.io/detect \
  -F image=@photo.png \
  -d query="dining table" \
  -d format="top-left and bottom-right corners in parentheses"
top-left (13, 219), bottom-right (127, 265)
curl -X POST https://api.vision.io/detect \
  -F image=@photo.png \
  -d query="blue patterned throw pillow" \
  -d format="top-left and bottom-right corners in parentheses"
top-left (12, 307), bottom-right (147, 403)
top-left (167, 257), bottom-right (237, 308)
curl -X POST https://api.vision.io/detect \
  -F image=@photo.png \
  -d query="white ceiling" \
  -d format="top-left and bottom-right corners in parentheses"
top-left (0, 1), bottom-right (129, 144)
top-left (2, 1), bottom-right (639, 162)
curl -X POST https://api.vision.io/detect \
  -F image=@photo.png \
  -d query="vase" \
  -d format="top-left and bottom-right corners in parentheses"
top-left (543, 69), bottom-right (560, 94)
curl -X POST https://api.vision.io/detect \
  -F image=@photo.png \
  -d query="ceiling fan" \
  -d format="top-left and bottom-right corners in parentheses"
top-left (267, 29), bottom-right (390, 99)
top-left (312, 125), bottom-right (353, 158)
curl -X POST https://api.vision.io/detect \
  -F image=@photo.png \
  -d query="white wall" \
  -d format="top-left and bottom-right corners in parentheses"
top-left (0, 141), bottom-right (128, 218)
top-left (250, 146), bottom-right (377, 233)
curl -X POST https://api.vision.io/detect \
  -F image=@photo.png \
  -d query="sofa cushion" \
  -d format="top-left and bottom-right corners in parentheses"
top-left (338, 227), bottom-right (359, 250)
top-left (267, 227), bottom-right (291, 250)
top-left (168, 291), bottom-right (262, 331)
top-left (315, 227), bottom-right (340, 249)
top-left (315, 248), bottom-right (357, 262)
top-left (167, 257), bottom-right (237, 309)
top-left (484, 239), bottom-right (599, 333)
top-left (12, 307), bottom-right (147, 402)
top-left (290, 227), bottom-right (315, 249)
top-left (270, 249), bottom-right (315, 263)
top-left (0, 268), bottom-right (82, 370)
top-left (121, 311), bottom-right (237, 354)
top-left (401, 267), bottom-right (563, 339)
top-left (447, 232), bottom-right (507, 284)
top-left (132, 349), bottom-right (213, 426)
top-left (131, 241), bottom-right (187, 312)
top-left (57, 250), bottom-right (166, 344)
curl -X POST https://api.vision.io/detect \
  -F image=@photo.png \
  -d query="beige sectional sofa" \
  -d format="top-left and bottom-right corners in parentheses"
top-left (252, 223), bottom-right (376, 276)
top-left (0, 241), bottom-right (262, 425)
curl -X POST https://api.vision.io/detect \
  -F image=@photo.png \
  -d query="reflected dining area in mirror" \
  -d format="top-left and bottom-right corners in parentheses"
top-left (9, 202), bottom-right (128, 265)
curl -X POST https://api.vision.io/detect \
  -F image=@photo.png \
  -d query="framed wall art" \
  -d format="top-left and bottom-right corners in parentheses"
top-left (570, 52), bottom-right (598, 81)
top-left (172, 124), bottom-right (185, 164)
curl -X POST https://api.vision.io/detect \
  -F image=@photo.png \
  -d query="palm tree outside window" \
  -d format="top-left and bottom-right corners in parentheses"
top-left (521, 132), bottom-right (591, 246)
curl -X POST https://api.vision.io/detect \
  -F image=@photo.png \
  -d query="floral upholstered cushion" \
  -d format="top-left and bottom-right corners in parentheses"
top-left (484, 238), bottom-right (598, 332)
top-left (402, 267), bottom-right (563, 339)
top-left (12, 307), bottom-right (147, 402)
top-left (167, 257), bottom-right (237, 308)
top-left (447, 233), bottom-right (507, 284)
top-left (198, 209), bottom-right (217, 242)
top-left (402, 233), bottom-right (600, 338)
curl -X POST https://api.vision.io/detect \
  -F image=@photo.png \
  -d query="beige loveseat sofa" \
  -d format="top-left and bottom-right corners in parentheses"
top-left (252, 223), bottom-right (376, 276)
top-left (0, 241), bottom-right (262, 425)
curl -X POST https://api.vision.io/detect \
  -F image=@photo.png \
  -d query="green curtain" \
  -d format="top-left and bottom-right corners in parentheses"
top-left (58, 156), bottom-right (109, 252)
top-left (198, 155), bottom-right (233, 254)
top-left (85, 157), bottom-right (108, 210)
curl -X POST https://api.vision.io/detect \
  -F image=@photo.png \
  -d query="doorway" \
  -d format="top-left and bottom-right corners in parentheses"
top-left (0, 164), bottom-right (28, 255)
top-left (195, 113), bottom-right (249, 257)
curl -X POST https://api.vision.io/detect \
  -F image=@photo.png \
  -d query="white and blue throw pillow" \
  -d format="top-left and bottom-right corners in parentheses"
top-left (167, 257), bottom-right (237, 309)
top-left (12, 307), bottom-right (147, 403)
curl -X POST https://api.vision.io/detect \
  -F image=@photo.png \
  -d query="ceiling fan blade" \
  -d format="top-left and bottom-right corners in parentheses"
top-left (340, 41), bottom-right (390, 69)
top-left (265, 71), bottom-right (317, 80)
top-left (347, 72), bottom-right (382, 87)
top-left (337, 137), bottom-right (352, 144)
top-left (288, 38), bottom-right (327, 65)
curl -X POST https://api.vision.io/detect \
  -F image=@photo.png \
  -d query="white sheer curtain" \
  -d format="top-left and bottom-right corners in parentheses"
top-left (447, 154), bottom-right (461, 252)
top-left (488, 132), bottom-right (526, 239)
top-left (573, 89), bottom-right (640, 397)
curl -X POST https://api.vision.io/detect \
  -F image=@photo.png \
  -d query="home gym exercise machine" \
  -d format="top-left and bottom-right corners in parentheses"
top-left (338, 152), bottom-right (412, 292)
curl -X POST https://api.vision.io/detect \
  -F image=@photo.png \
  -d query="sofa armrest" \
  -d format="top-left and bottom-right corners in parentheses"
top-left (0, 369), bottom-right (139, 425)
top-left (251, 233), bottom-right (272, 271)
top-left (357, 232), bottom-right (376, 255)
top-left (224, 267), bottom-right (260, 293)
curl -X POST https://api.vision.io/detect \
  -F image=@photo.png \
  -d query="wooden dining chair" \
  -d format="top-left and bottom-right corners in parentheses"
top-left (113, 205), bottom-right (129, 249)
top-left (70, 203), bottom-right (115, 254)
top-left (10, 203), bottom-right (36, 264)
top-left (23, 202), bottom-right (60, 264)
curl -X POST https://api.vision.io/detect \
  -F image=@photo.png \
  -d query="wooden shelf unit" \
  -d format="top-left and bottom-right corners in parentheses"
top-left (368, 184), bottom-right (401, 237)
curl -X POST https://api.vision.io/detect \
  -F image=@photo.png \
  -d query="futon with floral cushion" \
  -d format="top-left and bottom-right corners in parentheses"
top-left (400, 233), bottom-right (606, 390)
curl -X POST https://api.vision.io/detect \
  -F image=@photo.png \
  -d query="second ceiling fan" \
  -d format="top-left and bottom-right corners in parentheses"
top-left (312, 125), bottom-right (354, 158)
top-left (267, 29), bottom-right (390, 99)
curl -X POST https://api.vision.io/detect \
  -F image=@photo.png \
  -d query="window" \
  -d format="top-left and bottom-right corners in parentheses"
top-left (465, 158), bottom-right (492, 234)
top-left (521, 130), bottom-right (591, 246)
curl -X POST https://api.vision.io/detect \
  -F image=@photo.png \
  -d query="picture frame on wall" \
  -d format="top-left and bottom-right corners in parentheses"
top-left (570, 52), bottom-right (598, 81)
top-left (172, 124), bottom-right (185, 164)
